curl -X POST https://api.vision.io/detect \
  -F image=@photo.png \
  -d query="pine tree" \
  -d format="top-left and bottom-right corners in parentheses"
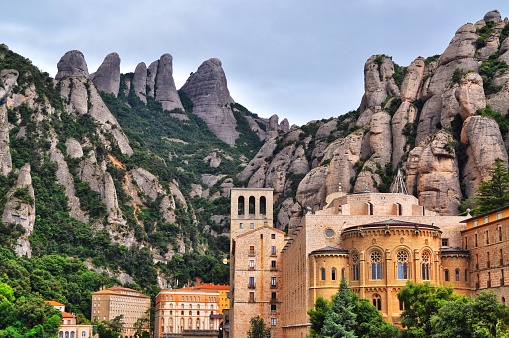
top-left (476, 158), bottom-right (509, 214)
top-left (322, 277), bottom-right (358, 338)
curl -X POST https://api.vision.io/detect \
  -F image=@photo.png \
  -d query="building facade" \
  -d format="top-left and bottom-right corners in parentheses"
top-left (45, 300), bottom-right (95, 338)
top-left (91, 286), bottom-right (150, 338)
top-left (230, 187), bottom-right (475, 337)
top-left (229, 188), bottom-right (284, 338)
top-left (154, 286), bottom-right (224, 337)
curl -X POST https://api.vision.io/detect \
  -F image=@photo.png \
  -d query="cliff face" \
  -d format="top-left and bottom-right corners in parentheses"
top-left (241, 10), bottom-right (509, 231)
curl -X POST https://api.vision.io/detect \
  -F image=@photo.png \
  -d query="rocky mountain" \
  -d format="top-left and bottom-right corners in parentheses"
top-left (240, 10), bottom-right (509, 231)
top-left (2, 9), bottom-right (509, 300)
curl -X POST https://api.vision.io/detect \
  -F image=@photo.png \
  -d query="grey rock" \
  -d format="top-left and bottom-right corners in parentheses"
top-left (91, 53), bottom-right (121, 96)
top-left (484, 10), bottom-right (502, 22)
top-left (132, 62), bottom-right (148, 103)
top-left (455, 72), bottom-right (486, 120)
top-left (2, 164), bottom-right (35, 257)
top-left (65, 138), bottom-right (84, 158)
top-left (181, 58), bottom-right (238, 146)
top-left (438, 24), bottom-right (477, 66)
top-left (155, 54), bottom-right (184, 111)
top-left (55, 50), bottom-right (89, 80)
top-left (400, 57), bottom-right (425, 102)
top-left (147, 61), bottom-right (158, 98)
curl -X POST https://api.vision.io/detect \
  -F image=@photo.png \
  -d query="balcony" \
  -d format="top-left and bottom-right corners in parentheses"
top-left (248, 250), bottom-right (255, 257)
top-left (270, 284), bottom-right (277, 289)
top-left (248, 283), bottom-right (256, 289)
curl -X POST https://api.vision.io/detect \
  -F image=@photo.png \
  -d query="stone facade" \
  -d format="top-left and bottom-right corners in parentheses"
top-left (91, 286), bottom-right (150, 337)
top-left (230, 188), bottom-right (473, 337)
top-left (229, 188), bottom-right (284, 338)
top-left (154, 287), bottom-right (223, 337)
top-left (462, 207), bottom-right (509, 302)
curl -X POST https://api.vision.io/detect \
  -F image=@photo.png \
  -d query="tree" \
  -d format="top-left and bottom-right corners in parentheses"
top-left (308, 296), bottom-right (331, 337)
top-left (247, 316), bottom-right (271, 338)
top-left (322, 277), bottom-right (357, 338)
top-left (354, 298), bottom-right (401, 338)
top-left (397, 282), bottom-right (454, 338)
top-left (476, 158), bottom-right (509, 214)
top-left (106, 315), bottom-right (125, 333)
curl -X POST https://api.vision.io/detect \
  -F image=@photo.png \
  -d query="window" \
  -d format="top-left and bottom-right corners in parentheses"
top-left (372, 294), bottom-right (382, 311)
top-left (270, 318), bottom-right (277, 326)
top-left (497, 212), bottom-right (503, 220)
top-left (271, 246), bottom-right (277, 255)
top-left (500, 227), bottom-right (503, 241)
top-left (367, 202), bottom-right (373, 215)
top-left (486, 230), bottom-right (490, 244)
top-left (249, 196), bottom-right (256, 214)
top-left (320, 268), bottom-right (326, 281)
top-left (341, 268), bottom-right (345, 278)
top-left (249, 260), bottom-right (254, 269)
top-left (444, 269), bottom-right (449, 282)
top-left (370, 251), bottom-right (382, 280)
top-left (422, 251), bottom-right (430, 280)
top-left (474, 220), bottom-right (478, 226)
top-left (441, 238), bottom-right (449, 247)
top-left (238, 196), bottom-right (245, 215)
top-left (239, 222), bottom-right (244, 229)
top-left (352, 253), bottom-right (360, 281)
top-left (465, 269), bottom-right (469, 281)
top-left (475, 233), bottom-right (478, 247)
top-left (396, 203), bottom-right (402, 215)
top-left (331, 268), bottom-right (337, 281)
top-left (325, 229), bottom-right (334, 238)
top-left (271, 304), bottom-right (277, 312)
top-left (271, 233), bottom-right (275, 239)
top-left (465, 237), bottom-right (468, 249)
top-left (249, 277), bottom-right (255, 288)
top-left (271, 292), bottom-right (276, 301)
top-left (250, 222), bottom-right (254, 229)
top-left (488, 252), bottom-right (491, 268)
top-left (455, 269), bottom-right (460, 281)
top-left (399, 299), bottom-right (406, 311)
top-left (260, 196), bottom-right (267, 215)
top-left (271, 277), bottom-right (277, 287)
top-left (485, 216), bottom-right (489, 224)
top-left (271, 260), bottom-right (277, 270)
top-left (501, 249), bottom-right (504, 265)
top-left (249, 246), bottom-right (255, 256)
top-left (397, 250), bottom-right (409, 279)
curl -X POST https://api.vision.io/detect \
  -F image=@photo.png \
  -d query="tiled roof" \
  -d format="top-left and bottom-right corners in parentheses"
top-left (62, 311), bottom-right (74, 318)
top-left (310, 246), bottom-right (348, 255)
top-left (44, 300), bottom-right (65, 306)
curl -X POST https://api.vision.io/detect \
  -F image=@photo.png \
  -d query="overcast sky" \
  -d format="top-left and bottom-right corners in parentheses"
top-left (2, 1), bottom-right (508, 126)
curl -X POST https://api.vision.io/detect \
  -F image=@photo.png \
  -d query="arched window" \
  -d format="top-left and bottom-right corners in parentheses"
top-left (70, 332), bottom-right (75, 338)
top-left (196, 318), bottom-right (200, 329)
top-left (260, 196), bottom-right (267, 215)
top-left (320, 267), bottom-right (326, 281)
top-left (188, 318), bottom-right (192, 328)
top-left (81, 332), bottom-right (86, 338)
top-left (352, 252), bottom-right (360, 281)
top-left (421, 251), bottom-right (430, 280)
top-left (372, 294), bottom-right (382, 310)
top-left (397, 250), bottom-right (409, 279)
top-left (331, 268), bottom-right (337, 281)
top-left (465, 269), bottom-right (468, 281)
top-left (370, 251), bottom-right (382, 280)
top-left (169, 318), bottom-right (173, 325)
top-left (455, 269), bottom-right (460, 282)
top-left (59, 332), bottom-right (63, 338)
top-left (249, 196), bottom-right (256, 214)
top-left (503, 297), bottom-right (506, 304)
top-left (65, 332), bottom-right (69, 338)
top-left (395, 203), bottom-right (402, 215)
top-left (444, 269), bottom-right (449, 282)
top-left (189, 310), bottom-right (192, 315)
top-left (341, 268), bottom-right (345, 278)
top-left (238, 196), bottom-right (245, 215)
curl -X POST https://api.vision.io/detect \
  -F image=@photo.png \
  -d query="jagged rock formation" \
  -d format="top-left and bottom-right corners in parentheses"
top-left (91, 52), bottom-right (121, 97)
top-left (153, 54), bottom-right (184, 111)
top-left (55, 50), bottom-right (89, 80)
top-left (0, 69), bottom-right (17, 176)
top-left (2, 164), bottom-right (35, 257)
top-left (241, 10), bottom-right (509, 230)
top-left (132, 62), bottom-right (148, 103)
top-left (180, 58), bottom-right (239, 146)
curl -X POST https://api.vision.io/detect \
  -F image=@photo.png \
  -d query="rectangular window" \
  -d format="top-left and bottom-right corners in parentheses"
top-left (465, 237), bottom-right (468, 249)
top-left (441, 238), bottom-right (449, 247)
top-left (497, 212), bottom-right (503, 220)
top-left (270, 318), bottom-right (277, 326)
top-left (444, 269), bottom-right (449, 281)
top-left (249, 292), bottom-right (254, 302)
top-left (271, 292), bottom-right (276, 301)
top-left (398, 263), bottom-right (408, 280)
top-left (250, 223), bottom-right (255, 229)
top-left (249, 246), bottom-right (255, 256)
top-left (271, 260), bottom-right (277, 270)
top-left (271, 277), bottom-right (277, 287)
top-left (271, 233), bottom-right (276, 239)
top-left (455, 269), bottom-right (460, 281)
top-left (475, 234), bottom-right (478, 247)
top-left (485, 216), bottom-right (489, 224)
top-left (249, 277), bottom-right (255, 288)
top-left (473, 220), bottom-right (478, 226)
top-left (249, 260), bottom-right (254, 269)
top-left (271, 246), bottom-right (277, 255)
top-left (239, 222), bottom-right (243, 229)
top-left (487, 230), bottom-right (490, 244)
top-left (500, 227), bottom-right (503, 242)
top-left (271, 304), bottom-right (277, 312)
top-left (371, 263), bottom-right (382, 280)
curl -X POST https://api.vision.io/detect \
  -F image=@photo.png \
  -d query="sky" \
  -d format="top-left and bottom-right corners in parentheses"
top-left (2, 1), bottom-right (509, 126)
